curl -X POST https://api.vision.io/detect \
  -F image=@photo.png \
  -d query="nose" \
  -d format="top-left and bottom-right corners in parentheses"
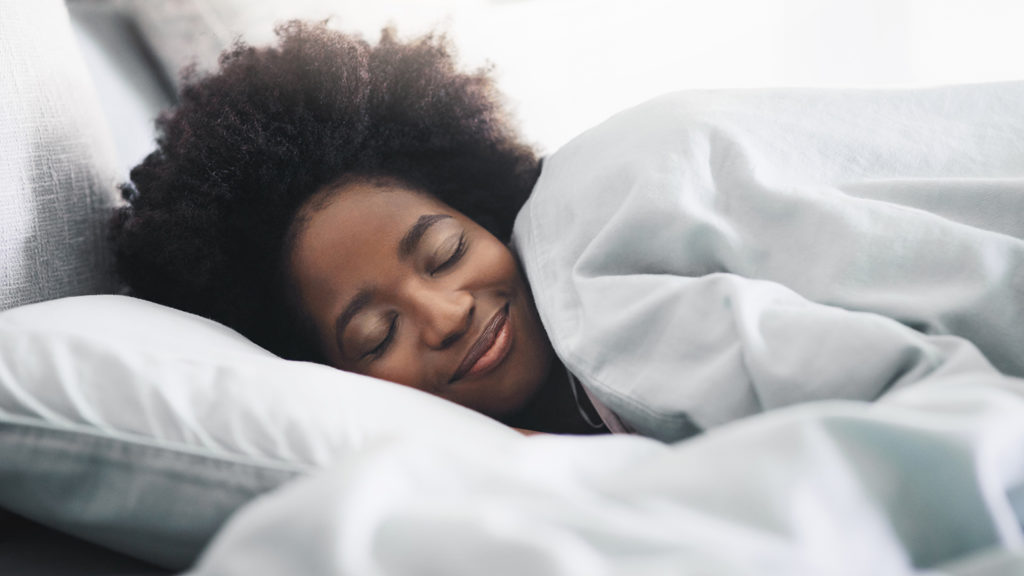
top-left (404, 284), bottom-right (473, 350)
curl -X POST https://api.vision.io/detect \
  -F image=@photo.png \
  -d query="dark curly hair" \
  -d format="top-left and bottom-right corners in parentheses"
top-left (111, 21), bottom-right (540, 360)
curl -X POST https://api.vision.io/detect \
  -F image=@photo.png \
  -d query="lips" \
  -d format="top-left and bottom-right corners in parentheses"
top-left (450, 303), bottom-right (512, 383)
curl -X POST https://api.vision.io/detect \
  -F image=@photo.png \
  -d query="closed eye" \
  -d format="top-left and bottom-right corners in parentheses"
top-left (364, 315), bottom-right (397, 359)
top-left (430, 234), bottom-right (467, 276)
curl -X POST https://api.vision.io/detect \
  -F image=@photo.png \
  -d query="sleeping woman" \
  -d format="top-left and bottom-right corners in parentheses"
top-left (111, 22), bottom-right (1024, 441)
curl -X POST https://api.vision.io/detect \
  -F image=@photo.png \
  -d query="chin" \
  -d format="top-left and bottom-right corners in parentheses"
top-left (499, 351), bottom-right (556, 420)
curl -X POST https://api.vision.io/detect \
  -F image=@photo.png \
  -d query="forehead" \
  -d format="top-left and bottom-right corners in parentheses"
top-left (302, 182), bottom-right (444, 245)
top-left (288, 181), bottom-right (452, 306)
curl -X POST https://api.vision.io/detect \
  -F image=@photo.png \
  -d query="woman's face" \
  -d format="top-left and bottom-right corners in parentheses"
top-left (289, 179), bottom-right (554, 418)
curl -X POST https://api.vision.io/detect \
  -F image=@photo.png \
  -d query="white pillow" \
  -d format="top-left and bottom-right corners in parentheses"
top-left (0, 295), bottom-right (517, 570)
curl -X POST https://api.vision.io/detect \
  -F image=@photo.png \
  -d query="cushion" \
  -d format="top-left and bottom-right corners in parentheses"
top-left (116, 0), bottom-right (484, 89)
top-left (0, 295), bottom-right (517, 570)
top-left (0, 0), bottom-right (121, 311)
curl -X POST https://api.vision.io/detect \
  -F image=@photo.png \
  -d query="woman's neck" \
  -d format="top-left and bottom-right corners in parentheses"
top-left (505, 359), bottom-right (608, 435)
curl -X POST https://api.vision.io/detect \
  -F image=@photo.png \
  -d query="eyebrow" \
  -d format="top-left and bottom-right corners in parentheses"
top-left (398, 214), bottom-right (451, 260)
top-left (335, 214), bottom-right (452, 356)
top-left (335, 288), bottom-right (373, 357)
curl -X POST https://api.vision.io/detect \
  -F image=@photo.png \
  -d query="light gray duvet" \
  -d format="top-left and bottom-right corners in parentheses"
top-left (512, 83), bottom-right (1024, 442)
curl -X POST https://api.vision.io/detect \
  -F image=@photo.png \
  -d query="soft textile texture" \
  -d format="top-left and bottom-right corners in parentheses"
top-left (188, 370), bottom-right (1024, 576)
top-left (0, 296), bottom-right (516, 569)
top-left (0, 0), bottom-right (121, 311)
top-left (112, 0), bottom-right (483, 89)
top-left (513, 83), bottom-right (1024, 442)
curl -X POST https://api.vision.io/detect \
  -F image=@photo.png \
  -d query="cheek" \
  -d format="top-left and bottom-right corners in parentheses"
top-left (472, 239), bottom-right (520, 284)
top-left (362, 349), bottom-right (435, 394)
top-left (365, 358), bottom-right (411, 386)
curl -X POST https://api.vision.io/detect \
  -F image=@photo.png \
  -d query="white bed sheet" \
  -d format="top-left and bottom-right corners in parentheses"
top-left (188, 370), bottom-right (1024, 575)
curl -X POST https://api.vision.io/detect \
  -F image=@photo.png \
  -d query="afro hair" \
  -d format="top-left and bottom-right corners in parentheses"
top-left (111, 21), bottom-right (540, 360)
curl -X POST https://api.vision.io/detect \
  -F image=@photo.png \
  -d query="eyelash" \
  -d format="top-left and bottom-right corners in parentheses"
top-left (430, 234), bottom-right (467, 276)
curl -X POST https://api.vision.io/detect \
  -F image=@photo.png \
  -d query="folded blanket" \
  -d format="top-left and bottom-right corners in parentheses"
top-left (513, 83), bottom-right (1024, 441)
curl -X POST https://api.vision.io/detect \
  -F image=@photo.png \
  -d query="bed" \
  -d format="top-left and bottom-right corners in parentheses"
top-left (3, 1), bottom-right (1024, 575)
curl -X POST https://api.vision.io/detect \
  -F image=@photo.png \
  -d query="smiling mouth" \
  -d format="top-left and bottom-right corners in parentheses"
top-left (450, 303), bottom-right (512, 383)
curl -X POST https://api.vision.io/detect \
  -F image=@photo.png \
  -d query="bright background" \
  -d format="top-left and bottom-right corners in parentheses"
top-left (300, 0), bottom-right (1024, 154)
top-left (323, 0), bottom-right (1024, 153)
top-left (72, 0), bottom-right (1024, 168)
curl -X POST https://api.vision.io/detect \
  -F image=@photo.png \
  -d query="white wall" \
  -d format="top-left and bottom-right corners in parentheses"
top-left (77, 0), bottom-right (1024, 159)
top-left (438, 0), bottom-right (1024, 152)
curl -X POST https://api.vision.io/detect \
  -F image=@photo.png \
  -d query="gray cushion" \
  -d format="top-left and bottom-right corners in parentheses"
top-left (117, 0), bottom-right (227, 91)
top-left (117, 0), bottom-right (457, 89)
top-left (0, 0), bottom-right (121, 311)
